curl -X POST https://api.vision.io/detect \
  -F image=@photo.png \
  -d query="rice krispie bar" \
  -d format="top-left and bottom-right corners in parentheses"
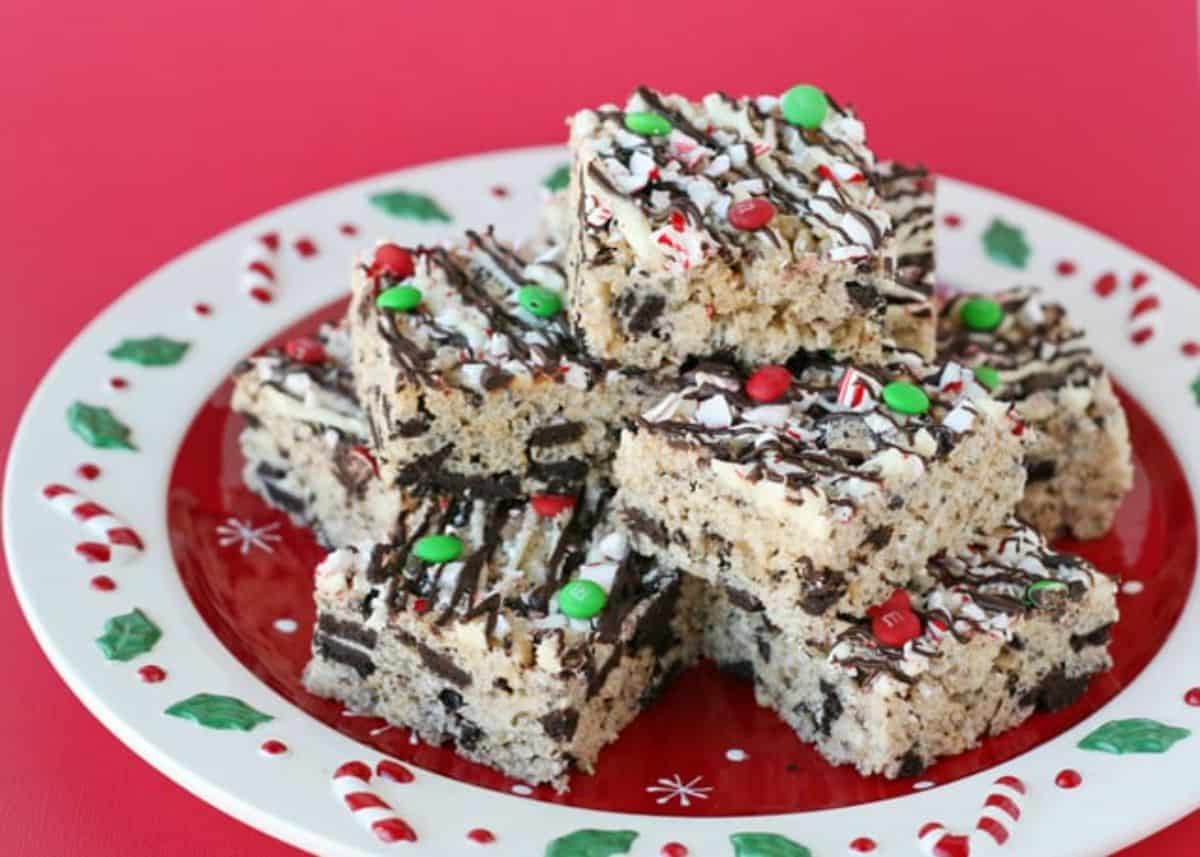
top-left (876, 161), bottom-right (937, 359)
top-left (349, 228), bottom-right (662, 496)
top-left (303, 480), bottom-right (703, 791)
top-left (615, 356), bottom-right (1027, 641)
top-left (938, 288), bottom-right (1133, 538)
top-left (232, 323), bottom-right (406, 547)
top-left (703, 518), bottom-right (1117, 778)
top-left (565, 85), bottom-right (930, 369)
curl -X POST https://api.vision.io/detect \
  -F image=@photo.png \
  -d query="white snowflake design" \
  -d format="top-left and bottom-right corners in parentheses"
top-left (645, 774), bottom-right (713, 807)
top-left (216, 518), bottom-right (282, 555)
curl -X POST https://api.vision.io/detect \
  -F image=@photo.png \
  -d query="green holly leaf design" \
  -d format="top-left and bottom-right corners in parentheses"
top-left (544, 829), bottom-right (638, 857)
top-left (108, 336), bottom-right (190, 367)
top-left (1191, 374), bottom-right (1200, 406)
top-left (95, 608), bottom-right (161, 661)
top-left (543, 163), bottom-right (570, 192)
top-left (1078, 718), bottom-right (1190, 755)
top-left (67, 402), bottom-right (135, 450)
top-left (730, 832), bottom-right (812, 857)
top-left (982, 218), bottom-right (1030, 269)
top-left (165, 693), bottom-right (273, 731)
top-left (368, 189), bottom-right (452, 223)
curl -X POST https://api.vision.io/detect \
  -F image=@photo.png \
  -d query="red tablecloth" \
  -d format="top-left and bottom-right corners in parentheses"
top-left (2, 1), bottom-right (1197, 853)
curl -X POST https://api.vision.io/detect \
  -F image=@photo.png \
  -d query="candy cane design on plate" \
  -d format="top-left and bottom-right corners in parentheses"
top-left (917, 775), bottom-right (1026, 856)
top-left (242, 231), bottom-right (280, 304)
top-left (42, 483), bottom-right (144, 564)
top-left (331, 760), bottom-right (417, 844)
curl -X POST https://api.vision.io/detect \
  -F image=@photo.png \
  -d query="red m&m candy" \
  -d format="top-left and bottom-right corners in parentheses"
top-left (728, 198), bottom-right (777, 231)
top-left (867, 589), bottom-right (922, 647)
top-left (372, 243), bottom-right (415, 279)
top-left (745, 365), bottom-right (793, 403)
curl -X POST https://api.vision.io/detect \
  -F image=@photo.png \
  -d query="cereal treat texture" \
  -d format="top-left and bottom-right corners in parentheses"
top-left (566, 86), bottom-right (933, 369)
top-left (349, 229), bottom-right (663, 497)
top-left (703, 518), bottom-right (1118, 778)
top-left (876, 161), bottom-right (938, 359)
top-left (303, 480), bottom-right (704, 791)
top-left (939, 288), bottom-right (1133, 538)
top-left (615, 356), bottom-right (1027, 642)
top-left (232, 323), bottom-right (406, 547)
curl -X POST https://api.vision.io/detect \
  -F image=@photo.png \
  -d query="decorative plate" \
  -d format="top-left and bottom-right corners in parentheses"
top-left (6, 145), bottom-right (1200, 857)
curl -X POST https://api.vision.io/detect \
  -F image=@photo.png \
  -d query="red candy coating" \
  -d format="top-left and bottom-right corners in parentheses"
top-left (867, 589), bottom-right (922, 647)
top-left (373, 243), bottom-right (415, 279)
top-left (727, 197), bottom-right (777, 231)
top-left (531, 494), bottom-right (577, 517)
top-left (284, 337), bottom-right (327, 365)
top-left (745, 365), bottom-right (793, 403)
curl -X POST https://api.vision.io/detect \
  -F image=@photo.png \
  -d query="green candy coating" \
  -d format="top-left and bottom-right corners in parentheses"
top-left (557, 579), bottom-right (607, 620)
top-left (623, 111), bottom-right (671, 136)
top-left (1025, 578), bottom-right (1069, 606)
top-left (780, 84), bottom-right (828, 129)
top-left (413, 534), bottom-right (463, 564)
top-left (517, 285), bottom-right (563, 318)
top-left (974, 365), bottom-right (1000, 391)
top-left (881, 381), bottom-right (930, 416)
top-left (377, 284), bottom-right (423, 312)
top-left (960, 296), bottom-right (1004, 331)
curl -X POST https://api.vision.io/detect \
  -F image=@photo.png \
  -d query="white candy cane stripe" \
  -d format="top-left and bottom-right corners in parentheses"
top-left (836, 367), bottom-right (874, 410)
top-left (241, 232), bottom-right (280, 303)
top-left (42, 484), bottom-right (143, 564)
top-left (916, 775), bottom-right (1027, 856)
top-left (331, 761), bottom-right (416, 844)
top-left (975, 775), bottom-right (1026, 846)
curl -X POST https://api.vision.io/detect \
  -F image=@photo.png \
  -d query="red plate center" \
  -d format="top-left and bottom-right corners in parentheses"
top-left (168, 301), bottom-right (1197, 816)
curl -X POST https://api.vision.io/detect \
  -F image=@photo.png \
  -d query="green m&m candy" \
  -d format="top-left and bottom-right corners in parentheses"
top-left (517, 285), bottom-right (563, 318)
top-left (780, 84), bottom-right (829, 129)
top-left (623, 111), bottom-right (672, 137)
top-left (960, 296), bottom-right (1004, 332)
top-left (557, 579), bottom-right (607, 620)
top-left (882, 381), bottom-right (930, 416)
top-left (1025, 578), bottom-right (1069, 607)
top-left (974, 365), bottom-right (1000, 391)
top-left (377, 284), bottom-right (423, 312)
top-left (413, 534), bottom-right (463, 564)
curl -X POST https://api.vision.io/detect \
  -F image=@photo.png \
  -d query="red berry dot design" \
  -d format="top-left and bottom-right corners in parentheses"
top-left (193, 302), bottom-right (213, 317)
top-left (1182, 341), bottom-right (1200, 357)
top-left (1055, 769), bottom-right (1082, 789)
top-left (1130, 328), bottom-right (1154, 346)
top-left (467, 828), bottom-right (496, 844)
top-left (490, 185), bottom-right (510, 199)
top-left (338, 223), bottom-right (359, 236)
top-left (109, 376), bottom-right (129, 391)
top-left (249, 287), bottom-right (273, 304)
top-left (259, 739), bottom-right (288, 756)
top-left (137, 665), bottom-right (167, 683)
top-left (849, 837), bottom-right (877, 853)
top-left (942, 213), bottom-right (962, 228)
top-left (660, 843), bottom-right (688, 857)
top-left (1093, 272), bottom-right (1117, 297)
top-left (1131, 270), bottom-right (1150, 289)
top-left (77, 463), bottom-right (101, 481)
top-left (1185, 687), bottom-right (1200, 706)
top-left (89, 575), bottom-right (116, 592)
top-left (1055, 260), bottom-right (1077, 276)
top-left (293, 237), bottom-right (318, 258)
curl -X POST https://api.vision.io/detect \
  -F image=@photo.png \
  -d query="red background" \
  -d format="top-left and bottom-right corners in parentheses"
top-left (1, 1), bottom-right (1197, 853)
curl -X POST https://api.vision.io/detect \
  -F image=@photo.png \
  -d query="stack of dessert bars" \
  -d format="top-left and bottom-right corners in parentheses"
top-left (232, 85), bottom-right (1131, 790)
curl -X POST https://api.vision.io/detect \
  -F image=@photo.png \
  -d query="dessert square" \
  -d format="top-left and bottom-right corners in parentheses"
top-left (615, 356), bottom-right (1028, 641)
top-left (876, 161), bottom-right (938, 359)
top-left (703, 518), bottom-right (1118, 778)
top-left (303, 481), bottom-right (703, 791)
top-left (349, 228), bottom-right (662, 496)
top-left (566, 85), bottom-right (913, 369)
top-left (938, 288), bottom-right (1133, 538)
top-left (232, 323), bottom-right (405, 547)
